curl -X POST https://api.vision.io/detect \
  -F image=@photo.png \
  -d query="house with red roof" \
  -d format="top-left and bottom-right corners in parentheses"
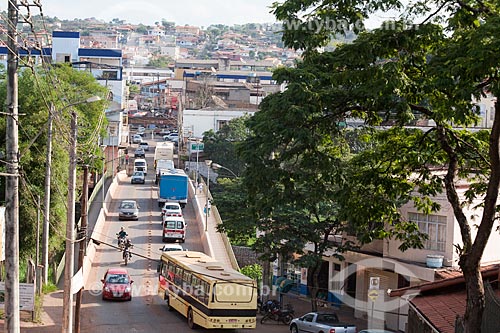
top-left (388, 265), bottom-right (500, 332)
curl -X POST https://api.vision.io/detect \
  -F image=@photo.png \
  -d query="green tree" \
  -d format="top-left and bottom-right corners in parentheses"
top-left (135, 24), bottom-right (148, 34)
top-left (240, 0), bottom-right (500, 330)
top-left (240, 263), bottom-right (262, 283)
top-left (147, 56), bottom-right (173, 68)
top-left (0, 64), bottom-right (107, 261)
top-left (203, 115), bottom-right (250, 176)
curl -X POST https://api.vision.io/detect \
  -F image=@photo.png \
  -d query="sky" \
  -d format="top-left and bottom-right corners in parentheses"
top-left (35, 0), bottom-right (278, 27)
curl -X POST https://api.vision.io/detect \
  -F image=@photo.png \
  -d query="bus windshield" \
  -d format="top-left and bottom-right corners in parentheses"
top-left (214, 282), bottom-right (254, 303)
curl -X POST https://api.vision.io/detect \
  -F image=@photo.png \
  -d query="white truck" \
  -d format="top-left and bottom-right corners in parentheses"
top-left (289, 312), bottom-right (357, 333)
top-left (154, 141), bottom-right (174, 168)
top-left (155, 159), bottom-right (175, 184)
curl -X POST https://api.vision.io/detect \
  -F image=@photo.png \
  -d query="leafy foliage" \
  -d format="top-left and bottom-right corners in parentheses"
top-left (243, 0), bottom-right (500, 326)
top-left (0, 65), bottom-right (107, 260)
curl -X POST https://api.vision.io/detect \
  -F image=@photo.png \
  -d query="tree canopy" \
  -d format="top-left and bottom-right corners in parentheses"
top-left (237, 0), bottom-right (500, 329)
top-left (0, 64), bottom-right (108, 260)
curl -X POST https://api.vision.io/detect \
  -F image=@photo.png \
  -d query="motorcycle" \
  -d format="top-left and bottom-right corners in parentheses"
top-left (123, 245), bottom-right (132, 265)
top-left (258, 299), bottom-right (280, 315)
top-left (260, 303), bottom-right (294, 325)
top-left (116, 233), bottom-right (127, 250)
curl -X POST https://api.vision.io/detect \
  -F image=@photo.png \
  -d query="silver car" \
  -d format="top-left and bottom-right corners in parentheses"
top-left (131, 171), bottom-right (145, 184)
top-left (118, 200), bottom-right (140, 221)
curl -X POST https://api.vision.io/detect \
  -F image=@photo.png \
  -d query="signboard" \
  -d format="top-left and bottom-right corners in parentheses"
top-left (369, 277), bottom-right (380, 290)
top-left (368, 289), bottom-right (379, 302)
top-left (0, 282), bottom-right (35, 311)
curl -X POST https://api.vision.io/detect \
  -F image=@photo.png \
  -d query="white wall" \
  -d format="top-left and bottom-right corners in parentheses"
top-left (52, 36), bottom-right (80, 63)
top-left (183, 109), bottom-right (256, 137)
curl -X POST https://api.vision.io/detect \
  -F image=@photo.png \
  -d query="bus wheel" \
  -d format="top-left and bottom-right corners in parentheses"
top-left (187, 308), bottom-right (196, 329)
top-left (165, 295), bottom-right (173, 311)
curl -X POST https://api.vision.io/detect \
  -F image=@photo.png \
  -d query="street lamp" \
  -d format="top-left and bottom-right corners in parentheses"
top-left (205, 159), bottom-right (212, 232)
top-left (196, 139), bottom-right (202, 185)
top-left (211, 163), bottom-right (238, 178)
top-left (62, 95), bottom-right (101, 333)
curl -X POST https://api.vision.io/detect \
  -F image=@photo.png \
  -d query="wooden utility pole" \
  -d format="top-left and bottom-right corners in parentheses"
top-left (62, 111), bottom-right (77, 333)
top-left (42, 105), bottom-right (53, 284)
top-left (5, 0), bottom-right (21, 331)
top-left (74, 165), bottom-right (89, 333)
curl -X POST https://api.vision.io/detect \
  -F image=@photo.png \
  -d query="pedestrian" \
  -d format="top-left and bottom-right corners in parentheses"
top-left (204, 200), bottom-right (211, 217)
top-left (198, 182), bottom-right (203, 194)
top-left (125, 154), bottom-right (129, 165)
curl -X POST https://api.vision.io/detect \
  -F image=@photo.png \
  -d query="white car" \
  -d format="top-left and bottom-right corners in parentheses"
top-left (139, 142), bottom-right (149, 151)
top-left (159, 244), bottom-right (185, 253)
top-left (163, 132), bottom-right (179, 141)
top-left (161, 202), bottom-right (182, 218)
top-left (132, 134), bottom-right (143, 144)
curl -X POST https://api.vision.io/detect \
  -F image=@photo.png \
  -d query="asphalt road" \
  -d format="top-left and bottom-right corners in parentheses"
top-left (75, 138), bottom-right (290, 333)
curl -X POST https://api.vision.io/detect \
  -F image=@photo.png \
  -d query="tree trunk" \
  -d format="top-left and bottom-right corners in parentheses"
top-left (308, 261), bottom-right (322, 312)
top-left (461, 262), bottom-right (485, 333)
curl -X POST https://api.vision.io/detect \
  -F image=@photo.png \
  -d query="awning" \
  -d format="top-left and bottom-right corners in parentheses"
top-left (276, 277), bottom-right (295, 293)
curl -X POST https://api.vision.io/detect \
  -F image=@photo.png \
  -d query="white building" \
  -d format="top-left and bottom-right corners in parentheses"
top-left (183, 108), bottom-right (256, 138)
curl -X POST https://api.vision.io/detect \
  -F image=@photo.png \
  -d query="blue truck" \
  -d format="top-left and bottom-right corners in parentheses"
top-left (157, 169), bottom-right (188, 208)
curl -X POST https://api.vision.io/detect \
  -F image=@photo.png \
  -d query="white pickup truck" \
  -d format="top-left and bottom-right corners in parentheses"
top-left (289, 312), bottom-right (357, 333)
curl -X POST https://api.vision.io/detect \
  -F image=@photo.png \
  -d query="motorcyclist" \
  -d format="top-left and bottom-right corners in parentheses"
top-left (116, 227), bottom-right (128, 250)
top-left (123, 237), bottom-right (133, 259)
top-left (117, 227), bottom-right (128, 239)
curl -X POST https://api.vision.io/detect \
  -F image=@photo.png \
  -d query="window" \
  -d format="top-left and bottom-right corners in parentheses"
top-left (409, 212), bottom-right (446, 252)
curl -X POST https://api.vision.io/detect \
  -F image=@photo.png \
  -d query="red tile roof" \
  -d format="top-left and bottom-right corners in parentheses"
top-left (411, 287), bottom-right (500, 333)
top-left (389, 264), bottom-right (500, 332)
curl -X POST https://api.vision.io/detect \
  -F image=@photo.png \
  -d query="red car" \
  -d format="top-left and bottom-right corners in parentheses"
top-left (101, 268), bottom-right (133, 301)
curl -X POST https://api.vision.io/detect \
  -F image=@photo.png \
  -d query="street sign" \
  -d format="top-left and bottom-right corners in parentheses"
top-left (0, 282), bottom-right (35, 311)
top-left (368, 289), bottom-right (379, 302)
top-left (369, 276), bottom-right (380, 290)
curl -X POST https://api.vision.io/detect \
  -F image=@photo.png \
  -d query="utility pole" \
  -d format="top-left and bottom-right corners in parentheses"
top-left (62, 111), bottom-right (77, 333)
top-left (157, 72), bottom-right (161, 110)
top-left (36, 195), bottom-right (40, 270)
top-left (74, 165), bottom-right (89, 333)
top-left (42, 105), bottom-right (53, 284)
top-left (6, 0), bottom-right (21, 331)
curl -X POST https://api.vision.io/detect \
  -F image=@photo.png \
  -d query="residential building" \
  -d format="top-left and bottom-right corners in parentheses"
top-left (183, 108), bottom-right (256, 138)
top-left (389, 265), bottom-right (500, 332)
top-left (0, 30), bottom-right (128, 176)
top-left (276, 183), bottom-right (500, 332)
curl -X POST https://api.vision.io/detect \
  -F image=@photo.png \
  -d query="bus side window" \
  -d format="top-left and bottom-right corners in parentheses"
top-left (175, 266), bottom-right (184, 286)
top-left (166, 262), bottom-right (175, 281)
top-left (183, 271), bottom-right (193, 292)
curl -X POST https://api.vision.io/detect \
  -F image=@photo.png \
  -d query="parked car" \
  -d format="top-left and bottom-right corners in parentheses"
top-left (134, 147), bottom-right (145, 158)
top-left (139, 142), bottom-right (149, 151)
top-left (118, 200), bottom-right (139, 221)
top-left (289, 312), bottom-right (357, 333)
top-left (161, 202), bottom-right (183, 218)
top-left (132, 134), bottom-right (142, 144)
top-left (163, 132), bottom-right (179, 141)
top-left (101, 268), bottom-right (133, 301)
top-left (130, 171), bottom-right (145, 184)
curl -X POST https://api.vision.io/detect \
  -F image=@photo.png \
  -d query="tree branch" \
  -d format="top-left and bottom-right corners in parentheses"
top-left (420, 0), bottom-right (451, 25)
top-left (471, 100), bottom-right (500, 260)
top-left (436, 126), bottom-right (473, 253)
top-left (448, 130), bottom-right (490, 168)
top-left (408, 103), bottom-right (433, 117)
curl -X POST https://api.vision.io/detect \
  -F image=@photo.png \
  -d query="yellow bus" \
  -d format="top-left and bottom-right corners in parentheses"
top-left (157, 251), bottom-right (257, 329)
